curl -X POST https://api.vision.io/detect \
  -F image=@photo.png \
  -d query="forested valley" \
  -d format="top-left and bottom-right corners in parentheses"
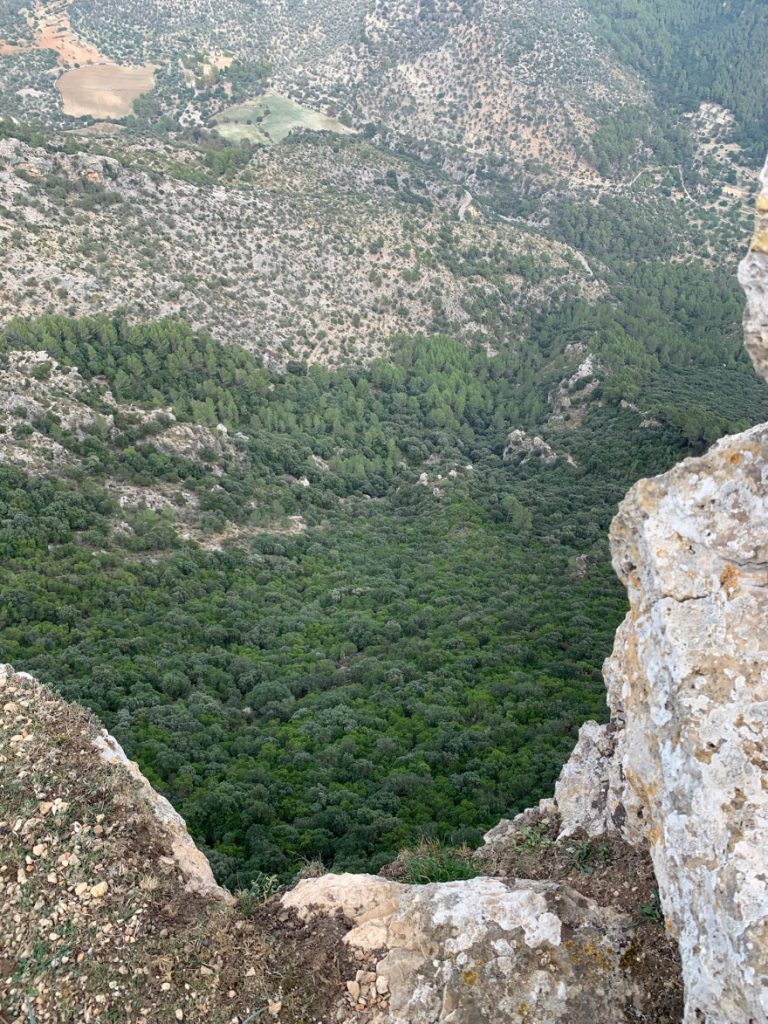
top-left (1, 250), bottom-right (766, 887)
top-left (1, 0), bottom-right (767, 892)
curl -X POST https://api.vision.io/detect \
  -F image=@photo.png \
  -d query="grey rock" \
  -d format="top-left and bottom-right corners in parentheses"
top-left (282, 873), bottom-right (643, 1024)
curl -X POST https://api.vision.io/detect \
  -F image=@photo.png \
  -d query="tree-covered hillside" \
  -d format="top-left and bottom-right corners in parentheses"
top-left (588, 0), bottom-right (768, 153)
top-left (0, 0), bottom-right (765, 894)
top-left (1, 298), bottom-right (766, 887)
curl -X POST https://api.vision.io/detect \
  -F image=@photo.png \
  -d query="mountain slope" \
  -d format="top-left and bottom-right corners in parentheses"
top-left (0, 131), bottom-right (598, 362)
top-left (1, 309), bottom-right (767, 883)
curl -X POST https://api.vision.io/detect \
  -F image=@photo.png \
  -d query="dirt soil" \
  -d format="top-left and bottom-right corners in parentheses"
top-left (56, 63), bottom-right (156, 118)
top-left (0, 0), bottom-right (109, 65)
top-left (0, 672), bottom-right (355, 1024)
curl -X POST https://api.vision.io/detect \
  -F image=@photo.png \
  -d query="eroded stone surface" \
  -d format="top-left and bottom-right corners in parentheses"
top-left (480, 797), bottom-right (556, 858)
top-left (283, 873), bottom-right (642, 1023)
top-left (739, 155), bottom-right (768, 384)
top-left (604, 424), bottom-right (768, 1023)
top-left (553, 720), bottom-right (624, 839)
top-left (503, 429), bottom-right (568, 465)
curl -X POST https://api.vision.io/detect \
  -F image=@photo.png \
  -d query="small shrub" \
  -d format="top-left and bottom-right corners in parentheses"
top-left (568, 839), bottom-right (595, 875)
top-left (31, 360), bottom-right (52, 380)
top-left (515, 822), bottom-right (555, 852)
top-left (637, 889), bottom-right (664, 926)
top-left (236, 871), bottom-right (281, 914)
top-left (397, 839), bottom-right (477, 885)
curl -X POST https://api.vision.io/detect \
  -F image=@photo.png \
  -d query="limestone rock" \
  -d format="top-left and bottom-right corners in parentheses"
top-left (739, 155), bottom-right (768, 383)
top-left (282, 873), bottom-right (644, 1023)
top-left (604, 423), bottom-right (768, 1023)
top-left (93, 730), bottom-right (231, 902)
top-left (502, 428), bottom-right (575, 466)
top-left (548, 353), bottom-right (602, 418)
top-left (503, 429), bottom-right (559, 464)
top-left (553, 720), bottom-right (625, 838)
top-left (481, 718), bottom-right (627, 850)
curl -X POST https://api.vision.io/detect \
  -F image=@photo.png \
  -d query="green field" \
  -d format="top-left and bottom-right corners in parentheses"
top-left (214, 90), bottom-right (355, 144)
top-left (215, 121), bottom-right (270, 144)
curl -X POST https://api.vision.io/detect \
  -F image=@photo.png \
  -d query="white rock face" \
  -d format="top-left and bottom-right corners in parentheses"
top-left (503, 429), bottom-right (557, 464)
top-left (503, 428), bottom-right (575, 466)
top-left (739, 154), bottom-right (768, 383)
top-left (282, 873), bottom-right (642, 1023)
top-left (553, 720), bottom-right (623, 839)
top-left (603, 424), bottom-right (768, 1023)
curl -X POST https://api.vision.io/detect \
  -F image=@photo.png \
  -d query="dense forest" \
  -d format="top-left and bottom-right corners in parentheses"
top-left (589, 0), bottom-right (768, 153)
top-left (1, 261), bottom-right (766, 886)
top-left (0, 0), bottom-right (764, 905)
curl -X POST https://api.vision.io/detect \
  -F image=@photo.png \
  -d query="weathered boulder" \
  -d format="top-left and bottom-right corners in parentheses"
top-left (481, 718), bottom-right (625, 853)
top-left (282, 873), bottom-right (643, 1023)
top-left (480, 797), bottom-right (556, 858)
top-left (601, 423), bottom-right (768, 1023)
top-left (553, 720), bottom-right (624, 839)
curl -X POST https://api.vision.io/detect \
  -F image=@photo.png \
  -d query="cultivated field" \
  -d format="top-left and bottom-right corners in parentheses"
top-left (215, 121), bottom-right (270, 144)
top-left (215, 90), bottom-right (355, 144)
top-left (56, 62), bottom-right (155, 117)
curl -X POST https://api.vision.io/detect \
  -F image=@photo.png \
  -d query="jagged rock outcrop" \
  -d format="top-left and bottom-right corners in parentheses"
top-left (93, 729), bottom-right (231, 902)
top-left (548, 352), bottom-right (602, 420)
top-left (600, 422), bottom-right (768, 1024)
top-left (502, 428), bottom-right (576, 466)
top-left (552, 720), bottom-right (623, 839)
top-left (282, 873), bottom-right (643, 1023)
top-left (739, 154), bottom-right (768, 381)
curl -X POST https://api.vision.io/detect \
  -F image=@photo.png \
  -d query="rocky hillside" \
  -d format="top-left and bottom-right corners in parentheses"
top-left (0, 664), bottom-right (361, 1024)
top-left (0, 0), bottom-right (760, 370)
top-left (0, 112), bottom-right (756, 366)
top-left (2, 0), bottom-right (641, 168)
top-left (3, 0), bottom-right (765, 170)
top-left (0, 131), bottom-right (600, 364)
